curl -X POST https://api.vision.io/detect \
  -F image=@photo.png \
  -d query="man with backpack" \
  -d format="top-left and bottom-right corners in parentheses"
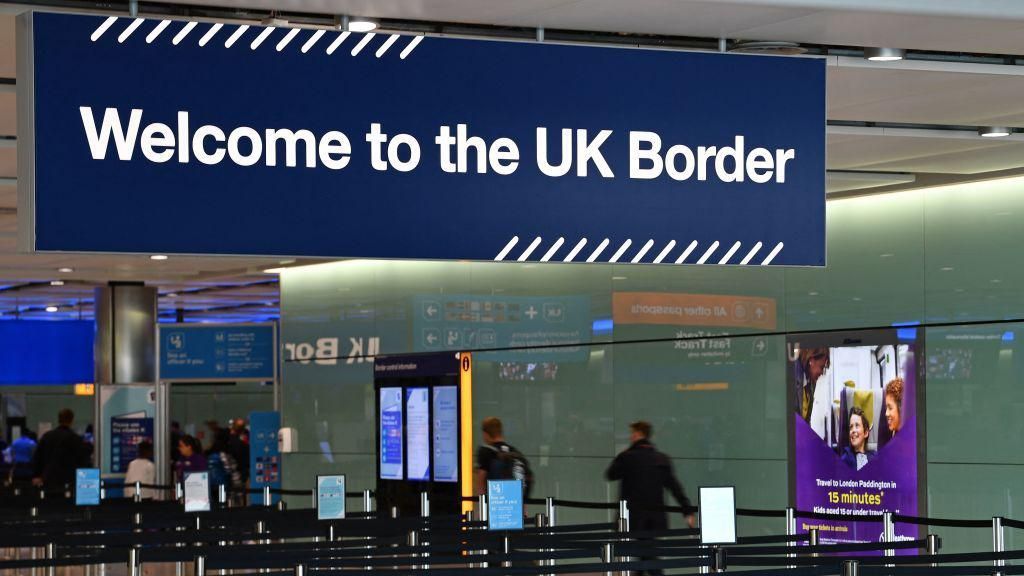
top-left (475, 417), bottom-right (533, 498)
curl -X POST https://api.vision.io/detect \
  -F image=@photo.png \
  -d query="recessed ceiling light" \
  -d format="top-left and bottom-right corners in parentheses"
top-left (167, 293), bottom-right (178, 298)
top-left (348, 19), bottom-right (377, 32)
top-left (879, 253), bottom-right (894, 258)
top-left (45, 306), bottom-right (58, 313)
top-left (150, 254), bottom-right (169, 260)
top-left (864, 47), bottom-right (905, 62)
top-left (979, 126), bottom-right (1011, 138)
top-left (50, 280), bottom-right (64, 286)
top-left (940, 266), bottom-right (954, 271)
top-left (852, 297), bottom-right (862, 301)
top-left (612, 276), bottom-right (628, 280)
top-left (991, 279), bottom-right (1002, 283)
top-left (808, 291), bottom-right (819, 296)
top-left (57, 267), bottom-right (73, 273)
top-left (263, 267), bottom-right (286, 274)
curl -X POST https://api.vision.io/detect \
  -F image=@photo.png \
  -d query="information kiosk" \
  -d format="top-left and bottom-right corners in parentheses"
top-left (374, 352), bottom-right (473, 516)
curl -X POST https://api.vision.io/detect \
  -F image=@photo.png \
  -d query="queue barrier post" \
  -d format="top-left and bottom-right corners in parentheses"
top-left (883, 511), bottom-right (895, 567)
top-left (602, 542), bottom-right (614, 576)
top-left (927, 533), bottom-right (942, 568)
top-left (294, 564), bottom-right (305, 576)
top-left (546, 497), bottom-right (556, 528)
top-left (128, 546), bottom-right (141, 576)
top-left (132, 512), bottom-right (143, 532)
top-left (842, 560), bottom-right (859, 576)
top-left (502, 534), bottom-right (512, 569)
top-left (420, 492), bottom-right (430, 517)
top-left (133, 481), bottom-right (142, 503)
top-left (362, 489), bottom-right (372, 515)
top-left (263, 486), bottom-right (272, 507)
top-left (477, 494), bottom-right (488, 523)
top-left (194, 555), bottom-right (206, 576)
top-left (29, 507), bottom-right (39, 576)
top-left (784, 507), bottom-right (795, 569)
top-left (218, 484), bottom-right (227, 508)
top-left (993, 517), bottom-right (1005, 576)
top-left (809, 528), bottom-right (819, 558)
top-left (406, 530), bottom-right (419, 570)
top-left (175, 483), bottom-right (183, 501)
top-left (711, 546), bottom-right (727, 573)
top-left (45, 543), bottom-right (55, 576)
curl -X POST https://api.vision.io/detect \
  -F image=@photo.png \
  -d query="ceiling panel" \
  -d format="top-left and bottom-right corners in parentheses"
top-left (0, 147), bottom-right (14, 177)
top-left (0, 15), bottom-right (13, 78)
top-left (829, 66), bottom-right (1024, 127)
top-left (828, 133), bottom-right (1024, 174)
top-left (0, 93), bottom-right (14, 136)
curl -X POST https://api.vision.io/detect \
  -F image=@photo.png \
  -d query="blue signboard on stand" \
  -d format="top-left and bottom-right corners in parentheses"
top-left (487, 480), bottom-right (524, 531)
top-left (413, 294), bottom-right (591, 361)
top-left (75, 468), bottom-right (101, 506)
top-left (316, 475), bottom-right (347, 520)
top-left (249, 411), bottom-right (281, 506)
top-left (20, 12), bottom-right (825, 266)
top-left (159, 323), bottom-right (276, 381)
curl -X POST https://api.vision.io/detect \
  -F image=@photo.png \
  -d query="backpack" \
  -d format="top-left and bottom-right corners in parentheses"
top-left (484, 443), bottom-right (534, 498)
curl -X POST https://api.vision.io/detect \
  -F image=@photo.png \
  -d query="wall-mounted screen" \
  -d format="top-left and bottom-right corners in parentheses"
top-left (379, 387), bottom-right (404, 480)
top-left (433, 386), bottom-right (459, 483)
top-left (406, 387), bottom-right (431, 481)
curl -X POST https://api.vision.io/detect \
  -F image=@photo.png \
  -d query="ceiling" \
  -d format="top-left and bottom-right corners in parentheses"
top-left (0, 0), bottom-right (1022, 320)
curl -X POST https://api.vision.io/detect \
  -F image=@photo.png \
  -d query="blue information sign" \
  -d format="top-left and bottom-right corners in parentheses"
top-left (249, 411), bottom-right (281, 505)
top-left (75, 468), bottom-right (101, 506)
top-left (379, 388), bottom-right (404, 481)
top-left (413, 295), bottom-right (591, 361)
top-left (110, 417), bottom-right (154, 473)
top-left (159, 323), bottom-right (275, 381)
top-left (316, 475), bottom-right (347, 520)
top-left (21, 12), bottom-right (825, 266)
top-left (487, 480), bottom-right (524, 531)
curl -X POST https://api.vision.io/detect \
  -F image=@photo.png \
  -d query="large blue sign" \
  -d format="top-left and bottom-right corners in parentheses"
top-left (159, 323), bottom-right (276, 381)
top-left (412, 294), bottom-right (591, 361)
top-left (0, 321), bottom-right (93, 385)
top-left (21, 13), bottom-right (825, 266)
top-left (249, 411), bottom-right (281, 505)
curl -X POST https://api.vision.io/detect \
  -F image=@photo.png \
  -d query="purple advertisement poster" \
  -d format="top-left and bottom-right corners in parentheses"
top-left (789, 332), bottom-right (921, 550)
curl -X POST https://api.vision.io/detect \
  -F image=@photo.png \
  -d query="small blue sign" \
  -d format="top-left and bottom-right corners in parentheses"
top-left (75, 468), bottom-right (101, 506)
top-left (24, 12), bottom-right (825, 266)
top-left (159, 323), bottom-right (275, 381)
top-left (487, 480), bottom-right (524, 531)
top-left (413, 295), bottom-right (591, 361)
top-left (316, 475), bottom-right (347, 520)
top-left (249, 411), bottom-right (281, 505)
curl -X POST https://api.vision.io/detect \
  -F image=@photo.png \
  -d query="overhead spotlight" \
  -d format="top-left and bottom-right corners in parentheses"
top-left (57, 267), bottom-right (73, 273)
top-left (348, 18), bottom-right (377, 32)
top-left (50, 280), bottom-right (64, 286)
top-left (979, 126), bottom-right (1011, 138)
top-left (150, 254), bottom-right (169, 260)
top-left (167, 292), bottom-right (178, 298)
top-left (45, 306), bottom-right (58, 313)
top-left (864, 47), bottom-right (905, 62)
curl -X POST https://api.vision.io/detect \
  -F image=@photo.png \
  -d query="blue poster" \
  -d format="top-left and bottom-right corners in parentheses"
top-left (413, 294), bottom-right (591, 361)
top-left (160, 323), bottom-right (275, 381)
top-left (405, 388), bottom-right (430, 481)
top-left (23, 12), bottom-right (825, 266)
top-left (75, 468), bottom-right (101, 506)
top-left (110, 417), bottom-right (153, 473)
top-left (316, 475), bottom-right (347, 520)
top-left (432, 386), bottom-right (459, 483)
top-left (248, 411), bottom-right (281, 505)
top-left (379, 388), bottom-right (403, 480)
top-left (487, 480), bottom-right (524, 531)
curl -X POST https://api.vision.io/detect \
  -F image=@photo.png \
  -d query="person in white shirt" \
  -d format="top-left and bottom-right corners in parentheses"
top-left (124, 440), bottom-right (156, 500)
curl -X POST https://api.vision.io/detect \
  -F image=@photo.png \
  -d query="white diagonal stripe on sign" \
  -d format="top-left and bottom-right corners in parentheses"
top-left (540, 238), bottom-right (565, 262)
top-left (276, 28), bottom-right (300, 51)
top-left (696, 241), bottom-right (720, 264)
top-left (172, 21), bottom-right (198, 45)
top-left (631, 239), bottom-right (655, 263)
top-left (675, 240), bottom-right (699, 264)
top-left (376, 34), bottom-right (400, 57)
top-left (147, 20), bottom-right (172, 43)
top-left (326, 31), bottom-right (351, 55)
top-left (198, 23), bottom-right (223, 47)
top-left (91, 16), bottom-right (118, 41)
top-left (587, 239), bottom-right (610, 262)
top-left (251, 26), bottom-right (275, 50)
top-left (224, 25), bottom-right (249, 48)
top-left (118, 18), bottom-right (144, 43)
top-left (301, 30), bottom-right (325, 53)
top-left (564, 239), bottom-right (587, 262)
top-left (653, 240), bottom-right (677, 264)
top-left (518, 237), bottom-right (543, 261)
top-left (739, 242), bottom-right (763, 265)
top-left (351, 32), bottom-right (376, 56)
top-left (609, 239), bottom-right (632, 263)
top-left (494, 237), bottom-right (519, 261)
top-left (400, 35), bottom-right (424, 59)
top-left (718, 241), bottom-right (742, 264)
top-left (761, 242), bottom-right (784, 265)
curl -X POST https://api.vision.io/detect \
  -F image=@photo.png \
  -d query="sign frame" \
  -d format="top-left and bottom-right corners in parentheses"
top-left (315, 474), bottom-right (347, 521)
top-left (698, 486), bottom-right (737, 545)
top-left (184, 471), bottom-right (212, 512)
top-left (75, 468), bottom-right (101, 506)
top-left (158, 322), bottom-right (278, 383)
top-left (487, 479), bottom-right (524, 531)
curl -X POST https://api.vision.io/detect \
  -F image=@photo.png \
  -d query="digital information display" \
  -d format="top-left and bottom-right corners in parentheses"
top-left (75, 468), bottom-right (100, 506)
top-left (699, 486), bottom-right (737, 545)
top-left (406, 388), bottom-right (431, 481)
top-left (184, 471), bottom-right (211, 512)
top-left (316, 474), bottom-right (346, 520)
top-left (379, 388), bottom-right (404, 480)
top-left (432, 386), bottom-right (459, 483)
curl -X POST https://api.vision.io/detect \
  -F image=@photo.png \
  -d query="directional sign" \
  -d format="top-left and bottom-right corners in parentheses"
top-left (159, 323), bottom-right (275, 381)
top-left (487, 480), bottom-right (524, 531)
top-left (19, 12), bottom-right (825, 266)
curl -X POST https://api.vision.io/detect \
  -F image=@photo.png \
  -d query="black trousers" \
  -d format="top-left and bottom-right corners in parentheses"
top-left (631, 512), bottom-right (668, 576)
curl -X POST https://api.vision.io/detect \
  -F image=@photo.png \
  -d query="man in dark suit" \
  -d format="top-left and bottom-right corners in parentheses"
top-left (32, 409), bottom-right (88, 496)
